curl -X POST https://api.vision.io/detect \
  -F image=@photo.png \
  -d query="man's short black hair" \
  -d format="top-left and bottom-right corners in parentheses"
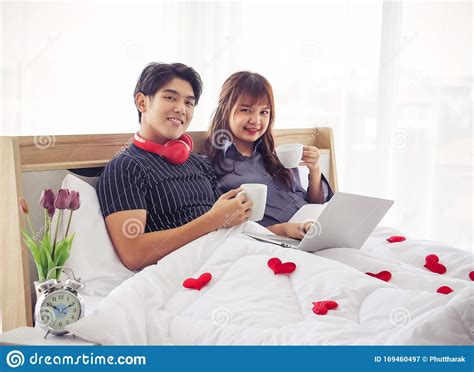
top-left (133, 62), bottom-right (203, 123)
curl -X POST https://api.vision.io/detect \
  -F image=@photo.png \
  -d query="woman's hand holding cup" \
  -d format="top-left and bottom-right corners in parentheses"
top-left (275, 143), bottom-right (321, 173)
top-left (299, 145), bottom-right (321, 173)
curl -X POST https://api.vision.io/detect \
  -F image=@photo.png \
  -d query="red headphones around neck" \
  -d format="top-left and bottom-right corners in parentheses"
top-left (132, 132), bottom-right (193, 165)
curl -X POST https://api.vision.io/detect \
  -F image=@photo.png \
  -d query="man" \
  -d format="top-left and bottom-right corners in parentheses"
top-left (97, 63), bottom-right (251, 270)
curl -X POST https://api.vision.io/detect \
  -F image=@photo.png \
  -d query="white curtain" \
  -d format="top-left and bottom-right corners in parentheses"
top-left (2, 1), bottom-right (471, 250)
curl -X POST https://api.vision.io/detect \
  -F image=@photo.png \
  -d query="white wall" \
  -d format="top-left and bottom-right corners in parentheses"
top-left (1, 0), bottom-right (472, 250)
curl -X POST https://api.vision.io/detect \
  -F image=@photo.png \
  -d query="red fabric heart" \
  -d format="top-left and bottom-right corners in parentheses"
top-left (312, 300), bottom-right (339, 315)
top-left (267, 257), bottom-right (296, 275)
top-left (426, 254), bottom-right (439, 263)
top-left (183, 272), bottom-right (212, 290)
top-left (323, 300), bottom-right (338, 310)
top-left (386, 235), bottom-right (406, 243)
top-left (469, 271), bottom-right (474, 281)
top-left (366, 270), bottom-right (392, 282)
top-left (312, 302), bottom-right (328, 315)
top-left (437, 286), bottom-right (454, 294)
top-left (423, 255), bottom-right (447, 274)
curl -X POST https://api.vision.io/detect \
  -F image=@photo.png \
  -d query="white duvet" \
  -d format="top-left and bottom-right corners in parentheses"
top-left (67, 222), bottom-right (473, 345)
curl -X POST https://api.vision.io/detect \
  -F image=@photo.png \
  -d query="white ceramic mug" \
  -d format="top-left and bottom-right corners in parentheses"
top-left (276, 143), bottom-right (304, 169)
top-left (238, 183), bottom-right (267, 222)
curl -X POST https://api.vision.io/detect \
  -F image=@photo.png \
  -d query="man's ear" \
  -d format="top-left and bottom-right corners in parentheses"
top-left (135, 92), bottom-right (147, 113)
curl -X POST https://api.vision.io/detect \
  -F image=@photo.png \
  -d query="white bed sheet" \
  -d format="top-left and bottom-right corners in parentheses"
top-left (66, 222), bottom-right (473, 346)
top-left (81, 294), bottom-right (106, 317)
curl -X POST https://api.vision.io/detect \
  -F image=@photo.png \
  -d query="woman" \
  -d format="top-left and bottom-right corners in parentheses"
top-left (204, 71), bottom-right (333, 239)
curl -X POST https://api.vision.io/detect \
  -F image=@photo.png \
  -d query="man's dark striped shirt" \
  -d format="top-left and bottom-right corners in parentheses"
top-left (96, 144), bottom-right (221, 233)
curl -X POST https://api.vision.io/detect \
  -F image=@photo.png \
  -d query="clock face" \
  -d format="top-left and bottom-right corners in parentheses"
top-left (39, 290), bottom-right (81, 331)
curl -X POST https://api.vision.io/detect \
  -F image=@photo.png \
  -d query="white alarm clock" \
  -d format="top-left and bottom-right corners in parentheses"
top-left (34, 266), bottom-right (85, 338)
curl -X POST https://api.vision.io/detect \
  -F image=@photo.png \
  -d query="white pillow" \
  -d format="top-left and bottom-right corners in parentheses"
top-left (53, 174), bottom-right (135, 296)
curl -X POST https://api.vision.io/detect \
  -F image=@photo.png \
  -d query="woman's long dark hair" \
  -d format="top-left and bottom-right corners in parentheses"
top-left (203, 71), bottom-right (294, 189)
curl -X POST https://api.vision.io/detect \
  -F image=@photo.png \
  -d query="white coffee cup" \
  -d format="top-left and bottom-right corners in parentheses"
top-left (238, 183), bottom-right (267, 222)
top-left (276, 143), bottom-right (304, 169)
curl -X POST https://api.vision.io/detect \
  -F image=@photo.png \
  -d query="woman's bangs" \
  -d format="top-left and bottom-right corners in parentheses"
top-left (235, 78), bottom-right (271, 108)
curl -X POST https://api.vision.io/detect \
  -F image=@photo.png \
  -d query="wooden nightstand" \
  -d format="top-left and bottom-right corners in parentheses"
top-left (0, 327), bottom-right (96, 346)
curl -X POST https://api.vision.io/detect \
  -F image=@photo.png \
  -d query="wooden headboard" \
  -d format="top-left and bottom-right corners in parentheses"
top-left (0, 127), bottom-right (337, 332)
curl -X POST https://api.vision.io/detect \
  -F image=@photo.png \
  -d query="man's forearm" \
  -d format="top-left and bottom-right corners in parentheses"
top-left (127, 212), bottom-right (220, 270)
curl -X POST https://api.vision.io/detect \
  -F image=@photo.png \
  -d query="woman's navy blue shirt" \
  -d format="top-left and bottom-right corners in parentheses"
top-left (212, 140), bottom-right (333, 227)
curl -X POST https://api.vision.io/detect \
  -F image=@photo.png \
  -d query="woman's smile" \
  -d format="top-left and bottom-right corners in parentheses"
top-left (243, 126), bottom-right (260, 134)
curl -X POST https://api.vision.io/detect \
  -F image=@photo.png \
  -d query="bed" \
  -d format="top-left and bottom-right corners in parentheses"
top-left (1, 128), bottom-right (472, 345)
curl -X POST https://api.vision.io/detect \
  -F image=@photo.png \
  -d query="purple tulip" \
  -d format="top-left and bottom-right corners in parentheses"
top-left (68, 191), bottom-right (81, 210)
top-left (47, 206), bottom-right (55, 219)
top-left (40, 189), bottom-right (56, 209)
top-left (54, 189), bottom-right (71, 210)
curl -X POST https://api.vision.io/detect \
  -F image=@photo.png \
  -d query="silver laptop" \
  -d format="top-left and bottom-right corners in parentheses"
top-left (245, 192), bottom-right (394, 252)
